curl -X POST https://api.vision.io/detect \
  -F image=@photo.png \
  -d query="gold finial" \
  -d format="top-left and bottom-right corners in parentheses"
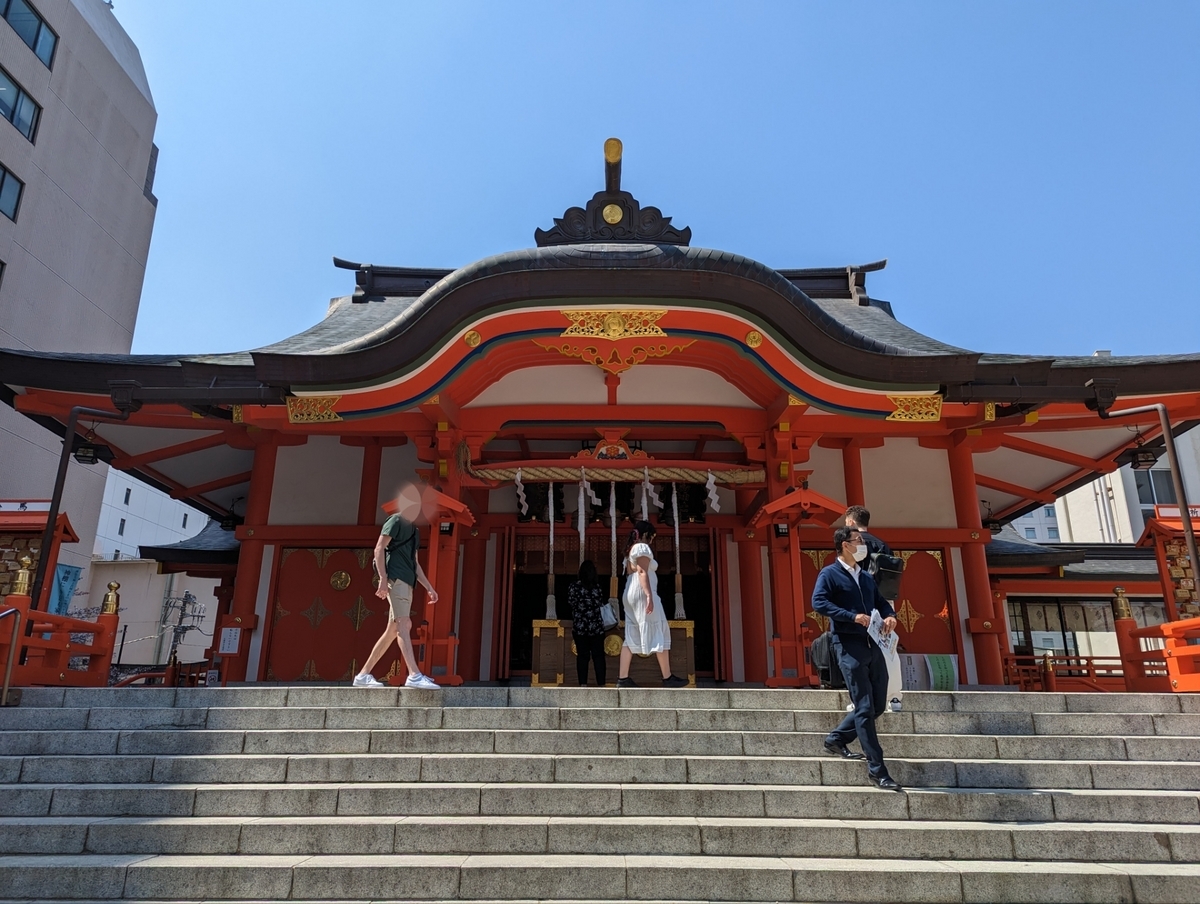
top-left (604, 138), bottom-right (622, 193)
top-left (1112, 585), bottom-right (1132, 620)
top-left (604, 137), bottom-right (622, 164)
top-left (101, 581), bottom-right (120, 615)
top-left (12, 555), bottom-right (31, 596)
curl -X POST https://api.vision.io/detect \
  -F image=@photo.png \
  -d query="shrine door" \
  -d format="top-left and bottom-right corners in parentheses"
top-left (264, 547), bottom-right (400, 682)
top-left (800, 547), bottom-right (957, 655)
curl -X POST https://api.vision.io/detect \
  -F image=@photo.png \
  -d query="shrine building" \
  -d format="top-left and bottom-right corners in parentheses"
top-left (3, 139), bottom-right (1199, 689)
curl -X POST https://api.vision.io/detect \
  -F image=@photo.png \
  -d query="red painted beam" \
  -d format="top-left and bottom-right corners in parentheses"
top-left (111, 432), bottom-right (230, 470)
top-left (999, 435), bottom-right (1117, 472)
top-left (170, 471), bottom-right (253, 500)
top-left (975, 474), bottom-right (1057, 505)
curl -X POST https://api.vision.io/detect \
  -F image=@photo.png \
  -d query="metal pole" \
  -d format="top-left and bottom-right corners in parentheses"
top-left (116, 624), bottom-right (128, 665)
top-left (1, 609), bottom-right (21, 706)
top-left (29, 405), bottom-right (130, 613)
top-left (1100, 403), bottom-right (1200, 605)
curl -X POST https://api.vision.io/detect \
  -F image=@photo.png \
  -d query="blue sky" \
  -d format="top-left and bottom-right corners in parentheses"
top-left (115, 1), bottom-right (1200, 358)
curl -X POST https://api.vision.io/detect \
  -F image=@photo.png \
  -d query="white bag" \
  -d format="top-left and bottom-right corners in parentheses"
top-left (601, 600), bottom-right (619, 630)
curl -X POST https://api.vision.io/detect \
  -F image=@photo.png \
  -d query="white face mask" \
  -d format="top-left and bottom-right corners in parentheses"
top-left (852, 544), bottom-right (869, 563)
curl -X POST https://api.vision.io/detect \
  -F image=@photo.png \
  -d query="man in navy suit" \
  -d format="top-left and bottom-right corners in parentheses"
top-left (812, 525), bottom-right (902, 791)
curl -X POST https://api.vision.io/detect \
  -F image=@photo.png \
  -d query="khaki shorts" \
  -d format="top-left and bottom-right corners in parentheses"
top-left (386, 580), bottom-right (414, 620)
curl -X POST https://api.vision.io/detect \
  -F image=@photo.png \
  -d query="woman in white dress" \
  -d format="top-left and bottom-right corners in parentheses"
top-left (617, 520), bottom-right (688, 688)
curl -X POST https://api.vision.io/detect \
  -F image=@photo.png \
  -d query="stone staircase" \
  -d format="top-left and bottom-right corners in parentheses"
top-left (1, 685), bottom-right (1199, 903)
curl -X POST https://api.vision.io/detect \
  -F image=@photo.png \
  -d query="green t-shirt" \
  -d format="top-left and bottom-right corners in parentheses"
top-left (382, 515), bottom-right (419, 586)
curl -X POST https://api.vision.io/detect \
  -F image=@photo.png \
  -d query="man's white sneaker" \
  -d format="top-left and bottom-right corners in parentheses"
top-left (352, 673), bottom-right (386, 688)
top-left (404, 672), bottom-right (439, 689)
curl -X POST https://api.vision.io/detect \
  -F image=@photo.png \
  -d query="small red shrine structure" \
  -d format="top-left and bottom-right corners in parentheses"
top-left (3, 139), bottom-right (1199, 688)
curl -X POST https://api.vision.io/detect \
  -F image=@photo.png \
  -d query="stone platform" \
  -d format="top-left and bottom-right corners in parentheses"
top-left (1, 685), bottom-right (1199, 902)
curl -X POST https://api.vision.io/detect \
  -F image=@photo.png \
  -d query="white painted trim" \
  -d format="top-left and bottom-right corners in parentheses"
top-left (452, 543), bottom-right (464, 676)
top-left (245, 545), bottom-right (276, 682)
top-left (725, 536), bottom-right (745, 683)
top-left (479, 534), bottom-right (497, 680)
top-left (949, 547), bottom-right (978, 685)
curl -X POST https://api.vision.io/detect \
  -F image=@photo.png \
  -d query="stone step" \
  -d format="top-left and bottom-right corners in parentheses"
top-left (17, 685), bottom-right (1200, 714)
top-left (1, 852), bottom-right (1198, 902)
top-left (5, 727), bottom-right (1199, 762)
top-left (3, 752), bottom-right (1197, 791)
top-left (4, 815), bottom-right (1199, 862)
top-left (6, 705), bottom-right (1200, 737)
top-left (6, 781), bottom-right (1200, 823)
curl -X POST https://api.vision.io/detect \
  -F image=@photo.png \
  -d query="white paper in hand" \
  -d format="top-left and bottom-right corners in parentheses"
top-left (868, 609), bottom-right (899, 657)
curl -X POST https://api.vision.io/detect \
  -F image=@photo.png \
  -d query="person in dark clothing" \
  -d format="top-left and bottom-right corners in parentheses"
top-left (844, 505), bottom-right (893, 558)
top-left (811, 525), bottom-right (902, 791)
top-left (567, 560), bottom-right (607, 687)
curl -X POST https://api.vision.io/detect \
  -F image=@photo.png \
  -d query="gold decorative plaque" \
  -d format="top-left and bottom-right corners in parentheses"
top-left (604, 635), bottom-right (623, 656)
top-left (286, 396), bottom-right (342, 424)
top-left (745, 330), bottom-right (763, 348)
top-left (330, 570), bottom-right (351, 591)
top-left (602, 203), bottom-right (623, 224)
top-left (560, 309), bottom-right (667, 340)
top-left (464, 330), bottom-right (481, 348)
top-left (895, 598), bottom-right (924, 633)
top-left (885, 395), bottom-right (943, 422)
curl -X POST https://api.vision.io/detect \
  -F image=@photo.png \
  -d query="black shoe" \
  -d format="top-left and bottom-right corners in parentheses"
top-left (871, 775), bottom-right (904, 792)
top-left (616, 677), bottom-right (638, 688)
top-left (662, 673), bottom-right (688, 688)
top-left (823, 741), bottom-right (865, 760)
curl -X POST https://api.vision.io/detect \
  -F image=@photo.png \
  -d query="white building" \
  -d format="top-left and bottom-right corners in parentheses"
top-left (0, 0), bottom-right (158, 598)
top-left (93, 469), bottom-right (204, 562)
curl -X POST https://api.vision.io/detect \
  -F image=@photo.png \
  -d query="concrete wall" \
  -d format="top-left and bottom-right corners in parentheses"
top-left (93, 469), bottom-right (206, 561)
top-left (0, 0), bottom-right (156, 594)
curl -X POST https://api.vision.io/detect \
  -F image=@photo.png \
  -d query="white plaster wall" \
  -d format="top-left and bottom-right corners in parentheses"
top-left (804, 444), bottom-right (847, 505)
top-left (617, 366), bottom-right (759, 408)
top-left (269, 437), bottom-right (362, 526)
top-left (466, 366), bottom-right (606, 407)
top-left (948, 547), bottom-right (977, 686)
top-left (860, 438), bottom-right (957, 528)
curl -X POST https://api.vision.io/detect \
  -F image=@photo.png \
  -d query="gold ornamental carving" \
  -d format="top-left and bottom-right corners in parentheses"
top-left (344, 596), bottom-right (375, 631)
top-left (464, 330), bottom-right (482, 348)
top-left (935, 603), bottom-right (952, 631)
top-left (231, 404), bottom-right (244, 424)
top-left (983, 402), bottom-right (997, 422)
top-left (895, 598), bottom-right (924, 633)
top-left (300, 597), bottom-right (331, 629)
top-left (355, 548), bottom-right (372, 570)
top-left (803, 550), bottom-right (830, 572)
top-left (273, 603), bottom-right (291, 625)
top-left (330, 570), bottom-right (351, 591)
top-left (897, 549), bottom-right (944, 571)
top-left (310, 548), bottom-right (339, 569)
top-left (286, 396), bottom-right (343, 424)
top-left (298, 659), bottom-right (320, 680)
top-left (601, 204), bottom-right (623, 224)
top-left (560, 309), bottom-right (668, 341)
top-left (745, 330), bottom-right (763, 348)
top-left (603, 634), bottom-right (623, 656)
top-left (885, 395), bottom-right (943, 422)
top-left (807, 610), bottom-right (830, 632)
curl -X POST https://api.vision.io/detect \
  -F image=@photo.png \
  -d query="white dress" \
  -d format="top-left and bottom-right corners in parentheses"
top-left (623, 542), bottom-right (671, 654)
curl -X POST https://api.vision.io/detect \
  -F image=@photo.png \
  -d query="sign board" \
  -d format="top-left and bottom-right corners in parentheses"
top-left (1154, 505), bottom-right (1200, 520)
top-left (205, 669), bottom-right (220, 687)
top-left (899, 653), bottom-right (959, 691)
top-left (217, 627), bottom-right (242, 655)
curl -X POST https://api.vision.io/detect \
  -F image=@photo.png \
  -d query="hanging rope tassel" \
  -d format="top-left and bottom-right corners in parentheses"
top-left (705, 469), bottom-right (720, 513)
top-left (515, 468), bottom-right (528, 515)
top-left (546, 482), bottom-right (557, 619)
top-left (672, 482), bottom-right (686, 620)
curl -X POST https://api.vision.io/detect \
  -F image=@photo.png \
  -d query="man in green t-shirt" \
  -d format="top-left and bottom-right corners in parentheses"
top-left (353, 511), bottom-right (440, 689)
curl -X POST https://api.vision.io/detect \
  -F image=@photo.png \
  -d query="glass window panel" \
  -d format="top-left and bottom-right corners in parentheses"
top-left (1042, 604), bottom-right (1062, 633)
top-left (13, 91), bottom-right (37, 139)
top-left (1081, 603), bottom-right (1114, 633)
top-left (1024, 528), bottom-right (1037, 539)
top-left (5, 0), bottom-right (39, 48)
top-left (1134, 471), bottom-right (1156, 505)
top-left (0, 70), bottom-right (15, 123)
top-left (1062, 604), bottom-right (1087, 633)
top-left (1047, 528), bottom-right (1059, 540)
top-left (1151, 470), bottom-right (1177, 505)
top-left (1027, 604), bottom-right (1047, 632)
top-left (0, 170), bottom-right (22, 220)
top-left (33, 24), bottom-right (54, 67)
top-left (1044, 506), bottom-right (1056, 517)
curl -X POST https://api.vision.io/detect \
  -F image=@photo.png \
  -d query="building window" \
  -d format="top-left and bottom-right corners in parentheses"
top-left (1044, 506), bottom-right (1056, 518)
top-left (0, 163), bottom-right (23, 221)
top-left (0, 66), bottom-right (39, 141)
top-left (1135, 468), bottom-right (1177, 525)
top-left (1024, 528), bottom-right (1038, 540)
top-left (123, 487), bottom-right (131, 505)
top-left (181, 512), bottom-right (188, 529)
top-left (143, 143), bottom-right (158, 206)
top-left (2, 0), bottom-right (57, 68)
top-left (1048, 527), bottom-right (1060, 541)
top-left (117, 518), bottom-right (126, 536)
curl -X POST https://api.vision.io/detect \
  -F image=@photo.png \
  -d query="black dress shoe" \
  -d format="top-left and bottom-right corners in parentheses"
top-left (616, 677), bottom-right (638, 688)
top-left (662, 674), bottom-right (688, 688)
top-left (871, 775), bottom-right (904, 792)
top-left (823, 741), bottom-right (865, 760)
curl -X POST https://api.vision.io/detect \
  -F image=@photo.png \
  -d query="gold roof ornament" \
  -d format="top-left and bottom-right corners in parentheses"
top-left (101, 581), bottom-right (120, 615)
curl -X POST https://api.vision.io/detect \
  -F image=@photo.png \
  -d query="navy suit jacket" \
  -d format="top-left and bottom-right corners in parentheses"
top-left (811, 560), bottom-right (896, 643)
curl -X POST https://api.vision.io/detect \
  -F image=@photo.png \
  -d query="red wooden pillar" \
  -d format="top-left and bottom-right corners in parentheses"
top-left (947, 439), bottom-right (1004, 685)
top-left (736, 533), bottom-right (767, 683)
top-left (842, 442), bottom-right (865, 508)
top-left (457, 534), bottom-right (488, 681)
top-left (223, 436), bottom-right (278, 682)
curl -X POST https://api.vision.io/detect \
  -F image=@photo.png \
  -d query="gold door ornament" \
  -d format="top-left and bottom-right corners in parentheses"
top-left (560, 309), bottom-right (668, 340)
top-left (330, 571), bottom-right (351, 591)
top-left (886, 395), bottom-right (943, 422)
